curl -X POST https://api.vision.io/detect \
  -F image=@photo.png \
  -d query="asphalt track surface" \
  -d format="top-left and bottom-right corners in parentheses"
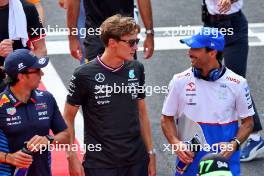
top-left (43, 0), bottom-right (264, 175)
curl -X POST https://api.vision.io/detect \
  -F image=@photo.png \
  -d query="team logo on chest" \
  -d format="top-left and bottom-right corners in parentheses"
top-left (129, 69), bottom-right (135, 79)
top-left (35, 90), bottom-right (44, 96)
top-left (35, 102), bottom-right (48, 110)
top-left (6, 107), bottom-right (16, 115)
top-left (185, 82), bottom-right (197, 105)
top-left (185, 82), bottom-right (196, 92)
top-left (128, 69), bottom-right (138, 81)
top-left (95, 73), bottom-right (105, 83)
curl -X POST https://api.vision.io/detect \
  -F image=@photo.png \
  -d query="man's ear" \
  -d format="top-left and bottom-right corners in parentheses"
top-left (209, 50), bottom-right (217, 58)
top-left (108, 38), bottom-right (118, 48)
top-left (17, 73), bottom-right (24, 82)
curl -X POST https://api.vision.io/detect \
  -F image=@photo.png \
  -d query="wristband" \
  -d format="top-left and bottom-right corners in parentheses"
top-left (45, 135), bottom-right (54, 144)
top-left (145, 29), bottom-right (154, 36)
top-left (231, 137), bottom-right (241, 150)
top-left (148, 148), bottom-right (156, 155)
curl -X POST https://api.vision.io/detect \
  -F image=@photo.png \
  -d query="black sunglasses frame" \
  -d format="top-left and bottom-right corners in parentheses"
top-left (119, 38), bottom-right (140, 47)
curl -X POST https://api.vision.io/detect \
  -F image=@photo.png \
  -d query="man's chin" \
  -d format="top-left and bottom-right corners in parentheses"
top-left (191, 63), bottom-right (196, 67)
top-left (125, 56), bottom-right (134, 61)
top-left (192, 66), bottom-right (202, 70)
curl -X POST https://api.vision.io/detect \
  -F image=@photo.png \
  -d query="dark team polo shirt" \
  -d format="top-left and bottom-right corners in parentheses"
top-left (84, 0), bottom-right (134, 29)
top-left (0, 87), bottom-right (67, 176)
top-left (0, 1), bottom-right (45, 66)
top-left (67, 57), bottom-right (148, 168)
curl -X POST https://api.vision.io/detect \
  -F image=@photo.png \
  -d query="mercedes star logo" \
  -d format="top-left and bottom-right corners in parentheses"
top-left (95, 73), bottom-right (105, 82)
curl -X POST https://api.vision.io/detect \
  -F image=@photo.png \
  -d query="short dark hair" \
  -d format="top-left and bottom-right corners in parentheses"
top-left (5, 75), bottom-right (19, 86)
top-left (205, 47), bottom-right (224, 61)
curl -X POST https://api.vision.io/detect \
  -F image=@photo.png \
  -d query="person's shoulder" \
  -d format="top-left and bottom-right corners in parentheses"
top-left (33, 89), bottom-right (53, 98)
top-left (166, 68), bottom-right (192, 90)
top-left (172, 68), bottom-right (193, 82)
top-left (222, 68), bottom-right (247, 85)
top-left (21, 0), bottom-right (39, 21)
top-left (21, 0), bottom-right (36, 11)
top-left (32, 90), bottom-right (60, 108)
top-left (26, 0), bottom-right (40, 5)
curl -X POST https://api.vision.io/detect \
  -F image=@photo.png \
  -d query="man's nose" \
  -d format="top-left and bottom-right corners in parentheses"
top-left (40, 69), bottom-right (44, 76)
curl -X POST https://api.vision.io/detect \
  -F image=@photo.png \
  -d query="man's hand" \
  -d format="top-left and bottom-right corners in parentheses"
top-left (148, 154), bottom-right (156, 176)
top-left (174, 142), bottom-right (194, 164)
top-left (69, 36), bottom-right (83, 61)
top-left (143, 35), bottom-right (154, 59)
top-left (0, 39), bottom-right (13, 57)
top-left (67, 153), bottom-right (85, 176)
top-left (27, 135), bottom-right (49, 152)
top-left (219, 141), bottom-right (237, 159)
top-left (218, 0), bottom-right (232, 13)
top-left (6, 151), bottom-right (33, 168)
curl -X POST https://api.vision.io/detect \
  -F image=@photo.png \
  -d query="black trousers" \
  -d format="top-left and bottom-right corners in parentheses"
top-left (84, 35), bottom-right (105, 62)
top-left (204, 11), bottom-right (262, 132)
top-left (84, 161), bottom-right (148, 176)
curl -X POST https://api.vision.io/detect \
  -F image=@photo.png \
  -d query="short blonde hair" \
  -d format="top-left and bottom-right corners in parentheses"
top-left (100, 14), bottom-right (140, 46)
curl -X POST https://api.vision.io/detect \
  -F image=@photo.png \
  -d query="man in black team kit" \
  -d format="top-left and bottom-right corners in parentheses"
top-left (67, 0), bottom-right (154, 62)
top-left (64, 15), bottom-right (156, 176)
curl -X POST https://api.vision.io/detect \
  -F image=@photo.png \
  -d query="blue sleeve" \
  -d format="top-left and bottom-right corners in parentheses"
top-left (48, 93), bottom-right (67, 134)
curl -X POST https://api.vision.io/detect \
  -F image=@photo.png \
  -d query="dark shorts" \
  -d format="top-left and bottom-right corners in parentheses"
top-left (84, 160), bottom-right (148, 176)
top-left (84, 35), bottom-right (105, 63)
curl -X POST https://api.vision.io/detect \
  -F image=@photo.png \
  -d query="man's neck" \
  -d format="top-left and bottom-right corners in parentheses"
top-left (100, 50), bottom-right (125, 69)
top-left (10, 85), bottom-right (31, 103)
top-left (201, 60), bottom-right (221, 77)
top-left (0, 0), bottom-right (8, 7)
